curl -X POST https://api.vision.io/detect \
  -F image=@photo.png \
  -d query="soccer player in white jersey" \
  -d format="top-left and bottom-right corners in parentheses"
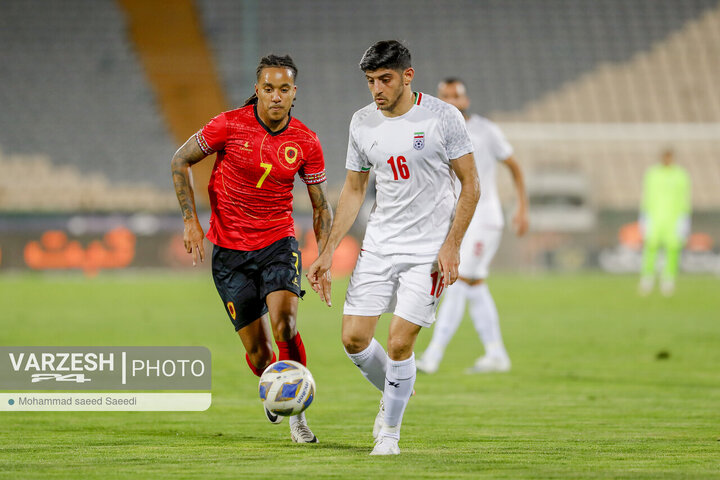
top-left (306, 41), bottom-right (480, 455)
top-left (416, 78), bottom-right (528, 375)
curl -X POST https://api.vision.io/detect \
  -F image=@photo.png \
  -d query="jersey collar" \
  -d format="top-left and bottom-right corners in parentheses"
top-left (253, 104), bottom-right (292, 136)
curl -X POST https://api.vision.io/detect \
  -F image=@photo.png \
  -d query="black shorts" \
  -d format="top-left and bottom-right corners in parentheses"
top-left (212, 236), bottom-right (305, 331)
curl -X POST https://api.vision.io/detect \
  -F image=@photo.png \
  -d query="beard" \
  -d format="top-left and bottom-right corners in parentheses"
top-left (376, 84), bottom-right (405, 111)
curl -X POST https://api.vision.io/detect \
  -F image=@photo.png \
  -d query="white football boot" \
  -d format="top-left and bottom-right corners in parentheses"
top-left (370, 436), bottom-right (400, 455)
top-left (415, 355), bottom-right (439, 374)
top-left (465, 355), bottom-right (511, 374)
top-left (290, 414), bottom-right (318, 443)
top-left (373, 388), bottom-right (417, 441)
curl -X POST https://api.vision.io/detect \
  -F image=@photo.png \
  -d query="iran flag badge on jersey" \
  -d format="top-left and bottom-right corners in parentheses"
top-left (413, 132), bottom-right (425, 150)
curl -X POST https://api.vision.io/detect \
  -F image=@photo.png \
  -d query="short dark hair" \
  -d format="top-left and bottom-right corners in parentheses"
top-left (243, 54), bottom-right (298, 107)
top-left (359, 40), bottom-right (411, 73)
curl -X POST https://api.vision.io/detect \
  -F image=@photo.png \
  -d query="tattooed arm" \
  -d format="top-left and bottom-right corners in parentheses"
top-left (306, 181), bottom-right (334, 304)
top-left (171, 135), bottom-right (209, 266)
top-left (307, 181), bottom-right (334, 254)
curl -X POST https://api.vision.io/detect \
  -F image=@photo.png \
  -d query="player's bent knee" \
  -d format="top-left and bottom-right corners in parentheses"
top-left (271, 318), bottom-right (297, 342)
top-left (247, 342), bottom-right (274, 370)
top-left (386, 337), bottom-right (413, 361)
top-left (341, 332), bottom-right (371, 354)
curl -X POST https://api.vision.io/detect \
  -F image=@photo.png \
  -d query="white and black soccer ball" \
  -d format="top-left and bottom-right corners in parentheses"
top-left (258, 360), bottom-right (316, 416)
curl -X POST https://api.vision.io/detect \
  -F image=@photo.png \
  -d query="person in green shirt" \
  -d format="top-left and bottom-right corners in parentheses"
top-left (639, 149), bottom-right (691, 296)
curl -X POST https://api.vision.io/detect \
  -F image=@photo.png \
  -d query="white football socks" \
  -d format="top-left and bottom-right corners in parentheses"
top-left (289, 410), bottom-right (305, 428)
top-left (380, 354), bottom-right (416, 439)
top-left (421, 281), bottom-right (468, 364)
top-left (467, 283), bottom-right (508, 359)
top-left (345, 337), bottom-right (387, 392)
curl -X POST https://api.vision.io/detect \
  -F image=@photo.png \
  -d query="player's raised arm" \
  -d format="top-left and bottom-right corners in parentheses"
top-left (439, 153), bottom-right (480, 287)
top-left (306, 180), bottom-right (334, 304)
top-left (503, 156), bottom-right (529, 236)
top-left (306, 170), bottom-right (369, 305)
top-left (170, 135), bottom-right (208, 266)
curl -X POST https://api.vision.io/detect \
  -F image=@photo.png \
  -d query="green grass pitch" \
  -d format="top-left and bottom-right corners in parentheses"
top-left (1, 272), bottom-right (719, 479)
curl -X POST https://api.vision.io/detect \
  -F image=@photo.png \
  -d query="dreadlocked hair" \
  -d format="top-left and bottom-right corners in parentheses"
top-left (242, 54), bottom-right (299, 107)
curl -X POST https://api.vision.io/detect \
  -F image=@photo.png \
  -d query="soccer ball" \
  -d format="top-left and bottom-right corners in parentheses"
top-left (258, 360), bottom-right (315, 416)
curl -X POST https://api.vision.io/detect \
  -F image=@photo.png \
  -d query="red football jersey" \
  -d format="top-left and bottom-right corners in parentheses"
top-left (196, 105), bottom-right (326, 251)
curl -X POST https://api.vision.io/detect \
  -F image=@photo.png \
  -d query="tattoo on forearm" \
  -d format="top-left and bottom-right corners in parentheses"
top-left (171, 136), bottom-right (208, 222)
top-left (172, 161), bottom-right (196, 221)
top-left (309, 184), bottom-right (334, 253)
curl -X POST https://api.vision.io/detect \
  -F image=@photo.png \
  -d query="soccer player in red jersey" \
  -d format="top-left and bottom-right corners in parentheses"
top-left (171, 54), bottom-right (332, 443)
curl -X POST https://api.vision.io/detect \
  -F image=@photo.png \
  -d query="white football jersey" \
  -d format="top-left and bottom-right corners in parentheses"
top-left (346, 92), bottom-right (474, 255)
top-left (463, 114), bottom-right (513, 229)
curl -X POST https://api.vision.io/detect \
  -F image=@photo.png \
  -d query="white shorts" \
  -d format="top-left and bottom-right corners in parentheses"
top-left (343, 250), bottom-right (442, 328)
top-left (458, 227), bottom-right (502, 279)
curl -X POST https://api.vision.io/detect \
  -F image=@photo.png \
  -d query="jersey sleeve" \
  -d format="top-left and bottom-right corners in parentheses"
top-left (195, 113), bottom-right (227, 155)
top-left (442, 106), bottom-right (474, 161)
top-left (488, 122), bottom-right (514, 161)
top-left (299, 135), bottom-right (327, 185)
top-left (345, 116), bottom-right (370, 172)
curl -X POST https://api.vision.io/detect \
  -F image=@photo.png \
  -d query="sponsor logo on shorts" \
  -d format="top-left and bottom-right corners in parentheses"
top-left (226, 301), bottom-right (237, 320)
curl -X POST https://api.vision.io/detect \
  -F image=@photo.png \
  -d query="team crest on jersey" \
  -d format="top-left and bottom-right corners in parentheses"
top-left (277, 141), bottom-right (303, 170)
top-left (413, 132), bottom-right (425, 150)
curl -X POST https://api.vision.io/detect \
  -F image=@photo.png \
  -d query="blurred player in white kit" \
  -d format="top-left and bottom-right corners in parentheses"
top-left (417, 78), bottom-right (529, 375)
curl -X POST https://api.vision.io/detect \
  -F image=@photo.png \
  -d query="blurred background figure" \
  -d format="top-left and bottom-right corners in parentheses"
top-left (638, 149), bottom-right (692, 296)
top-left (417, 78), bottom-right (528, 375)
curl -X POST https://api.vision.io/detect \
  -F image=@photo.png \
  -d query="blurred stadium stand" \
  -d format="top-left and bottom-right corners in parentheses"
top-left (1, 0), bottom-right (719, 271)
top-left (197, 0), bottom-right (720, 214)
top-left (0, 0), bottom-right (177, 211)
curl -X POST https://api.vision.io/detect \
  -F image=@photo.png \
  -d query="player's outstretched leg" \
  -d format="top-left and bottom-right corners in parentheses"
top-left (238, 316), bottom-right (283, 424)
top-left (373, 354), bottom-right (415, 455)
top-left (417, 281), bottom-right (468, 374)
top-left (277, 332), bottom-right (317, 443)
top-left (342, 315), bottom-right (385, 439)
top-left (277, 333), bottom-right (317, 443)
top-left (372, 317), bottom-right (420, 456)
top-left (345, 337), bottom-right (389, 439)
top-left (267, 290), bottom-right (317, 443)
top-left (466, 283), bottom-right (510, 373)
top-left (345, 337), bottom-right (387, 391)
top-left (245, 351), bottom-right (282, 424)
